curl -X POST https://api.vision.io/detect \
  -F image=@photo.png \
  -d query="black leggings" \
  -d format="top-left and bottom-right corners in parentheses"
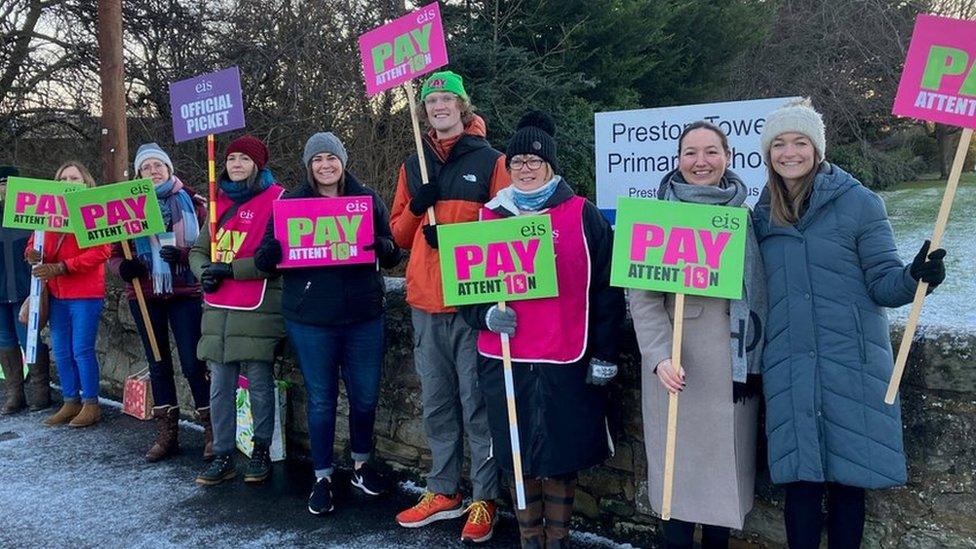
top-left (784, 482), bottom-right (865, 549)
top-left (661, 518), bottom-right (730, 549)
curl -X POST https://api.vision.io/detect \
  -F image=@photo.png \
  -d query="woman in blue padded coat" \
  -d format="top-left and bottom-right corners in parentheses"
top-left (753, 99), bottom-right (948, 549)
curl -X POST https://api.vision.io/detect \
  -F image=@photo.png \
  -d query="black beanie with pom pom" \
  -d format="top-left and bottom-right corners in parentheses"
top-left (506, 110), bottom-right (558, 172)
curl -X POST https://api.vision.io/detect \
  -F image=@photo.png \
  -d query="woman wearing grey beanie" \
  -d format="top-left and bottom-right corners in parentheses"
top-left (254, 132), bottom-right (401, 516)
top-left (753, 99), bottom-right (948, 548)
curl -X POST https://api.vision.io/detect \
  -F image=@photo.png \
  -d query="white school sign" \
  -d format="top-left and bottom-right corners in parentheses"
top-left (594, 97), bottom-right (799, 220)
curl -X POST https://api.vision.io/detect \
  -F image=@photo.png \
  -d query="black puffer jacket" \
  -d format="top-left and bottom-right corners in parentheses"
top-left (255, 172), bottom-right (401, 326)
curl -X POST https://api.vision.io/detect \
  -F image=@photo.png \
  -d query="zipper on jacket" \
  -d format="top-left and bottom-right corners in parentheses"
top-left (850, 304), bottom-right (866, 363)
top-left (297, 280), bottom-right (312, 311)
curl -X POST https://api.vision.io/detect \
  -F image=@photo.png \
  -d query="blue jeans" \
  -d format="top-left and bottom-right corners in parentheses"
top-left (0, 301), bottom-right (27, 349)
top-left (49, 297), bottom-right (103, 401)
top-left (0, 299), bottom-right (49, 360)
top-left (128, 298), bottom-right (209, 408)
top-left (286, 317), bottom-right (384, 477)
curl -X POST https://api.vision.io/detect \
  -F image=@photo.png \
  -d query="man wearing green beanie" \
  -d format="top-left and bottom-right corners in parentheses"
top-left (390, 70), bottom-right (509, 543)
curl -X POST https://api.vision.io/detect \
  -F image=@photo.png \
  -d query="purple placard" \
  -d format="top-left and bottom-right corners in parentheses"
top-left (273, 196), bottom-right (376, 269)
top-left (168, 67), bottom-right (246, 143)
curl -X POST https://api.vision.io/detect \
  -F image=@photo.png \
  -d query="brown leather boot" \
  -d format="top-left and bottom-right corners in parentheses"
top-left (68, 401), bottom-right (101, 428)
top-left (26, 350), bottom-right (51, 411)
top-left (542, 477), bottom-right (577, 548)
top-left (512, 478), bottom-right (546, 548)
top-left (146, 405), bottom-right (180, 462)
top-left (1, 347), bottom-right (26, 415)
top-left (196, 407), bottom-right (215, 461)
top-left (43, 399), bottom-right (82, 426)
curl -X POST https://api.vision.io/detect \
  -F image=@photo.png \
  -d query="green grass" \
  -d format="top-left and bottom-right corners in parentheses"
top-left (891, 172), bottom-right (976, 191)
top-left (881, 173), bottom-right (975, 330)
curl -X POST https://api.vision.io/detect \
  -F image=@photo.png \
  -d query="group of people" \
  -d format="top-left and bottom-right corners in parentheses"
top-left (0, 69), bottom-right (948, 549)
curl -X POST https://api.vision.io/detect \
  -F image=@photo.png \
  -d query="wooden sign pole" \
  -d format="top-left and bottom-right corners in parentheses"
top-left (207, 133), bottom-right (218, 263)
top-left (661, 293), bottom-right (685, 520)
top-left (404, 83), bottom-right (437, 225)
top-left (886, 127), bottom-right (972, 404)
top-left (120, 240), bottom-right (162, 361)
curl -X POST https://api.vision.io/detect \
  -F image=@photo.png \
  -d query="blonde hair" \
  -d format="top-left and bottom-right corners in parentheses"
top-left (765, 151), bottom-right (819, 225)
top-left (415, 95), bottom-right (477, 129)
top-left (54, 161), bottom-right (97, 188)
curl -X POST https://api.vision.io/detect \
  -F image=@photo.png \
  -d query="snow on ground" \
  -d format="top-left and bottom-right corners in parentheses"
top-left (882, 180), bottom-right (975, 332)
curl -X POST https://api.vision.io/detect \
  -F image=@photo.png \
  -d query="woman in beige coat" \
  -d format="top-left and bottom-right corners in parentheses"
top-left (630, 121), bottom-right (766, 548)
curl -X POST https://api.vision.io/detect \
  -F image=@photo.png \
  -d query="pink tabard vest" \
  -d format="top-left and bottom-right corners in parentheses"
top-left (204, 184), bottom-right (285, 310)
top-left (477, 196), bottom-right (591, 364)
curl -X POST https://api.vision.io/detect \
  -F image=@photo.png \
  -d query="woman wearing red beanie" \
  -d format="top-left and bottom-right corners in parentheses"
top-left (189, 135), bottom-right (286, 486)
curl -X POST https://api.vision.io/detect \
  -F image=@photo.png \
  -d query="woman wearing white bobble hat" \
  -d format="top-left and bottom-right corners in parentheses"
top-left (753, 99), bottom-right (948, 547)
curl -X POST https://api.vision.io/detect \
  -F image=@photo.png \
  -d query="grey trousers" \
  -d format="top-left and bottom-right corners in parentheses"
top-left (209, 361), bottom-right (275, 456)
top-left (411, 308), bottom-right (501, 500)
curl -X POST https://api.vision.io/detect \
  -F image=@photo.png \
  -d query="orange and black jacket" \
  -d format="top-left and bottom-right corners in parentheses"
top-left (390, 115), bottom-right (510, 313)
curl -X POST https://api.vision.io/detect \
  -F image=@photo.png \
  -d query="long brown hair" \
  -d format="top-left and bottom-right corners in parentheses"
top-left (765, 151), bottom-right (819, 225)
top-left (54, 161), bottom-right (97, 188)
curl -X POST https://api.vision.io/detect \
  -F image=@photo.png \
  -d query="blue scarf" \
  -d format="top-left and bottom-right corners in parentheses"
top-left (219, 168), bottom-right (275, 203)
top-left (133, 175), bottom-right (200, 294)
top-left (511, 176), bottom-right (560, 211)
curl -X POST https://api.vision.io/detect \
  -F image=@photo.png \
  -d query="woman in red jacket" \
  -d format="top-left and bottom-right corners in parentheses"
top-left (28, 162), bottom-right (112, 428)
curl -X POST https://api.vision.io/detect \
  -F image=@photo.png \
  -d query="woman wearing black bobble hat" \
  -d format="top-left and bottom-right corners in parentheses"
top-left (460, 111), bottom-right (625, 548)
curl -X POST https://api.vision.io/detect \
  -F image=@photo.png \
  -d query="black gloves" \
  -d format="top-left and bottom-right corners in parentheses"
top-left (364, 237), bottom-right (396, 259)
top-left (409, 183), bottom-right (440, 216)
top-left (118, 259), bottom-right (147, 282)
top-left (422, 224), bottom-right (439, 249)
top-left (159, 245), bottom-right (184, 264)
top-left (910, 240), bottom-right (947, 290)
top-left (255, 240), bottom-right (283, 274)
top-left (200, 262), bottom-right (233, 293)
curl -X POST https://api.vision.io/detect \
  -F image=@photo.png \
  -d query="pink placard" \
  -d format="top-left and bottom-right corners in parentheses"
top-left (892, 14), bottom-right (976, 129)
top-left (272, 196), bottom-right (376, 269)
top-left (358, 2), bottom-right (449, 96)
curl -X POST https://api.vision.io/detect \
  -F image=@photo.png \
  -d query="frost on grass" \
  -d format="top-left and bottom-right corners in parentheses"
top-left (882, 183), bottom-right (975, 332)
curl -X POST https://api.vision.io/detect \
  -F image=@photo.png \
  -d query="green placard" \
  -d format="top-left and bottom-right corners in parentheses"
top-left (610, 197), bottom-right (747, 299)
top-left (64, 179), bottom-right (166, 247)
top-left (438, 215), bottom-right (559, 306)
top-left (2, 177), bottom-right (84, 232)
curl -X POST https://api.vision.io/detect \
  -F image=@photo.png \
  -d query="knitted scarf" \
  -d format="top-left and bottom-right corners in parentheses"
top-left (133, 175), bottom-right (200, 294)
top-left (219, 168), bottom-right (275, 203)
top-left (659, 169), bottom-right (767, 401)
top-left (511, 176), bottom-right (560, 211)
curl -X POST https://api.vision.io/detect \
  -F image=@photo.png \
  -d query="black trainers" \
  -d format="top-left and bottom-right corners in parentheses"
top-left (196, 454), bottom-right (236, 486)
top-left (308, 477), bottom-right (335, 515)
top-left (244, 442), bottom-right (271, 483)
top-left (351, 463), bottom-right (387, 496)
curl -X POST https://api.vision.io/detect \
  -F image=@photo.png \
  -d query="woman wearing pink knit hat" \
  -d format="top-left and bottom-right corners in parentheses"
top-left (189, 135), bottom-right (287, 486)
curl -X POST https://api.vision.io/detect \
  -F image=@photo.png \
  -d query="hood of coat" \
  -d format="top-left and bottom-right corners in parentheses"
top-left (757, 162), bottom-right (860, 232)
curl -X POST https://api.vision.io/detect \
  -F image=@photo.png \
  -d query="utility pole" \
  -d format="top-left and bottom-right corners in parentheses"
top-left (97, 0), bottom-right (127, 183)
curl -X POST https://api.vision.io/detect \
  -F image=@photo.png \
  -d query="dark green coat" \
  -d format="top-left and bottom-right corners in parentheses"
top-left (189, 222), bottom-right (284, 365)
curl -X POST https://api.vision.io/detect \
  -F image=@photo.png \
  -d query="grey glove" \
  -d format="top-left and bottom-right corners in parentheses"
top-left (485, 305), bottom-right (517, 335)
top-left (586, 358), bottom-right (618, 386)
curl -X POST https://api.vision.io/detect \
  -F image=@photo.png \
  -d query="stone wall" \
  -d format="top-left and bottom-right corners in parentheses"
top-left (94, 278), bottom-right (976, 548)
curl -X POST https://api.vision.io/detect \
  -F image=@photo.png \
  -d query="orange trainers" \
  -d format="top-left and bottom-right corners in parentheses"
top-left (460, 500), bottom-right (497, 544)
top-left (396, 492), bottom-right (465, 528)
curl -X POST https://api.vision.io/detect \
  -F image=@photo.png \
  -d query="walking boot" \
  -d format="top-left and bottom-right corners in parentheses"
top-left (26, 350), bottom-right (51, 411)
top-left (512, 478), bottom-right (546, 548)
top-left (68, 401), bottom-right (101, 428)
top-left (146, 405), bottom-right (180, 462)
top-left (542, 478), bottom-right (577, 549)
top-left (196, 406), bottom-right (215, 461)
top-left (196, 454), bottom-right (236, 486)
top-left (43, 399), bottom-right (82, 426)
top-left (244, 441), bottom-right (271, 483)
top-left (1, 347), bottom-right (26, 415)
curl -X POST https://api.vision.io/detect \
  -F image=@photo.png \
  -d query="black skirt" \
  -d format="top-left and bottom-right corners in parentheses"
top-left (477, 355), bottom-right (610, 478)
